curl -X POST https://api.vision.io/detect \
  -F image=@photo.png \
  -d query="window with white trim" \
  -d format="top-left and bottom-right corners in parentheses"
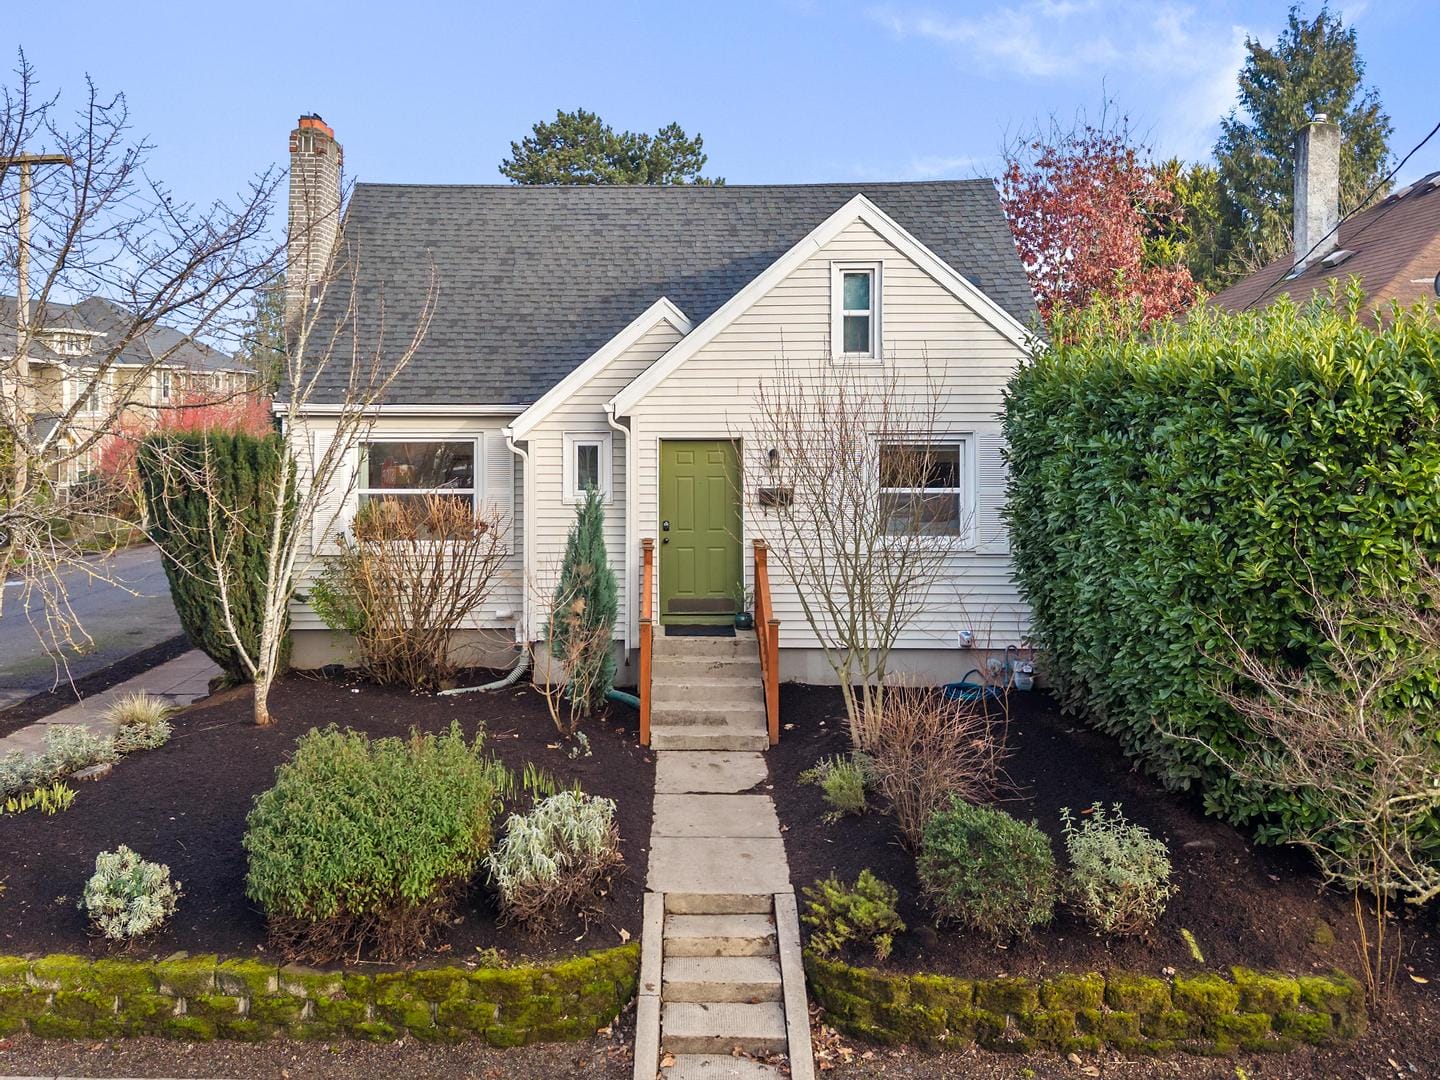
top-left (879, 439), bottom-right (970, 539)
top-left (76, 374), bottom-right (101, 414)
top-left (357, 439), bottom-right (480, 516)
top-left (47, 332), bottom-right (89, 357)
top-left (832, 262), bottom-right (881, 360)
top-left (159, 371), bottom-right (172, 401)
top-left (563, 431), bottom-right (612, 503)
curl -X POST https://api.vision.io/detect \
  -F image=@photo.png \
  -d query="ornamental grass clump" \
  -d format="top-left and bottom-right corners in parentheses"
top-left (917, 798), bottom-right (1057, 941)
top-left (80, 845), bottom-right (181, 943)
top-left (802, 869), bottom-right (906, 961)
top-left (485, 789), bottom-right (624, 933)
top-left (106, 691), bottom-right (175, 753)
top-left (244, 722), bottom-right (507, 962)
top-left (1061, 802), bottom-right (1175, 936)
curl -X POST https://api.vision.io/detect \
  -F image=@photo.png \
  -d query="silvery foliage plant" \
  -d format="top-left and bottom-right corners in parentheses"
top-left (80, 845), bottom-right (182, 942)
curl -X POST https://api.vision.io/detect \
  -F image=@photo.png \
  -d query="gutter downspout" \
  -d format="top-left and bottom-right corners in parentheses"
top-left (503, 428), bottom-right (531, 647)
top-left (605, 402), bottom-right (634, 655)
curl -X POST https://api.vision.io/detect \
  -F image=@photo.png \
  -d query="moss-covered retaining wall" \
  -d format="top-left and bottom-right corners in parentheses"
top-left (0, 945), bottom-right (639, 1045)
top-left (806, 952), bottom-right (1365, 1056)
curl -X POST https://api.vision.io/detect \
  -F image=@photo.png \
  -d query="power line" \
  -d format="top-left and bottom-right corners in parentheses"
top-left (1242, 118), bottom-right (1440, 311)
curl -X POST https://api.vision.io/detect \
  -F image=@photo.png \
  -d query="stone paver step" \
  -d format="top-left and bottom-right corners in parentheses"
top-left (648, 837), bottom-right (792, 896)
top-left (663, 1052), bottom-right (785, 1078)
top-left (661, 1001), bottom-right (788, 1056)
top-left (665, 893), bottom-right (774, 916)
top-left (652, 657), bottom-right (763, 681)
top-left (654, 634), bottom-right (760, 660)
top-left (652, 794), bottom-right (780, 839)
top-left (654, 752), bottom-right (768, 795)
top-left (663, 955), bottom-right (783, 1003)
top-left (651, 701), bottom-right (767, 727)
top-left (664, 913), bottom-right (776, 957)
top-left (652, 679), bottom-right (766, 705)
top-left (650, 724), bottom-right (769, 752)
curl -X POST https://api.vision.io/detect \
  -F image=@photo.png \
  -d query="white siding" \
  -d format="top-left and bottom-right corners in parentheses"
top-left (525, 320), bottom-right (684, 642)
top-left (624, 218), bottom-right (1027, 651)
top-left (290, 414), bottom-right (524, 633)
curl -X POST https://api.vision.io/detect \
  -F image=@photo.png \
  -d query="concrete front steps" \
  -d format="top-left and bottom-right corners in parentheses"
top-left (659, 894), bottom-right (789, 1076)
top-left (649, 631), bottom-right (769, 752)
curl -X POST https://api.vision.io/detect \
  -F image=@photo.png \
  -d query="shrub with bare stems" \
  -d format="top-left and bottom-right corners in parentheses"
top-left (1193, 566), bottom-right (1440, 1010)
top-left (309, 493), bottom-right (508, 691)
top-left (862, 682), bottom-right (1010, 849)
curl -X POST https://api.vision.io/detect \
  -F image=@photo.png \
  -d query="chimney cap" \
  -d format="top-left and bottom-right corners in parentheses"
top-left (1310, 111), bottom-right (1331, 124)
top-left (297, 114), bottom-right (335, 139)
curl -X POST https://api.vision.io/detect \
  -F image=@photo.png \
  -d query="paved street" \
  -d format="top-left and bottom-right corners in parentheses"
top-left (0, 545), bottom-right (182, 710)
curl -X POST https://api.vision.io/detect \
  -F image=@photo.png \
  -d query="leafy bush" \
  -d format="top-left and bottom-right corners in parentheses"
top-left (865, 684), bottom-right (1008, 849)
top-left (1003, 292), bottom-right (1440, 860)
top-left (106, 692), bottom-right (175, 753)
top-left (1061, 803), bottom-right (1175, 936)
top-left (139, 431), bottom-right (294, 685)
top-left (0, 725), bottom-right (117, 799)
top-left (485, 789), bottom-right (623, 932)
top-left (800, 754), bottom-right (871, 822)
top-left (80, 845), bottom-right (181, 942)
top-left (802, 870), bottom-right (906, 961)
top-left (917, 798), bottom-right (1057, 941)
top-left (244, 723), bottom-right (507, 962)
top-left (310, 494), bottom-right (509, 690)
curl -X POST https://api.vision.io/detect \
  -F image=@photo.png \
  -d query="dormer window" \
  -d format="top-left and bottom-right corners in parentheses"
top-left (48, 332), bottom-right (89, 357)
top-left (832, 263), bottom-right (881, 360)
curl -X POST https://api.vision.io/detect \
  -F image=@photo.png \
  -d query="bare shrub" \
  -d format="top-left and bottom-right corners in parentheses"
top-left (863, 683), bottom-right (1009, 849)
top-left (1194, 567), bottom-right (1440, 1009)
top-left (311, 493), bottom-right (508, 690)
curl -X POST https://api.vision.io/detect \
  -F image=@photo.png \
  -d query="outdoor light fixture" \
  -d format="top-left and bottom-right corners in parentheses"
top-left (767, 447), bottom-right (780, 469)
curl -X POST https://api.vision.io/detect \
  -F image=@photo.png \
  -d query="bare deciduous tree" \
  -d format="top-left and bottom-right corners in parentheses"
top-left (0, 54), bottom-right (279, 672)
top-left (1187, 568), bottom-right (1440, 1008)
top-left (145, 215), bottom-right (436, 724)
top-left (737, 358), bottom-right (966, 744)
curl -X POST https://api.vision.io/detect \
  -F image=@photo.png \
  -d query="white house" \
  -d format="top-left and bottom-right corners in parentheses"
top-left (284, 117), bottom-right (1037, 747)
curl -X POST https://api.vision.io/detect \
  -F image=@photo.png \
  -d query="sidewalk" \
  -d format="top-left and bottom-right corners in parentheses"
top-left (0, 650), bottom-right (219, 759)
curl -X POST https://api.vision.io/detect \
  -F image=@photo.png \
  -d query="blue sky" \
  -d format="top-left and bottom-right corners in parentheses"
top-left (11, 0), bottom-right (1437, 216)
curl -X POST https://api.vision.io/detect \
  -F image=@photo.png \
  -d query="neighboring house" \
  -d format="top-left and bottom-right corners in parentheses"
top-left (285, 117), bottom-right (1038, 688)
top-left (0, 295), bottom-right (257, 485)
top-left (1211, 115), bottom-right (1440, 314)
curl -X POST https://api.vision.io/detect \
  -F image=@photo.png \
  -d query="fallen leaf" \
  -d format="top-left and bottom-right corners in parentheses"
top-left (659, 1052), bottom-right (675, 1068)
top-left (1409, 974), bottom-right (1430, 984)
top-left (618, 927), bottom-right (632, 943)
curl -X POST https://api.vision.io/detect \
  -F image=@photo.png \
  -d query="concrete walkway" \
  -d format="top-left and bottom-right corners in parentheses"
top-left (636, 751), bottom-right (814, 1080)
top-left (0, 649), bottom-right (218, 759)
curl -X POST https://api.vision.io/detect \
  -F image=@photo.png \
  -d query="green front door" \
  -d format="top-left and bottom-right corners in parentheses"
top-left (659, 440), bottom-right (742, 625)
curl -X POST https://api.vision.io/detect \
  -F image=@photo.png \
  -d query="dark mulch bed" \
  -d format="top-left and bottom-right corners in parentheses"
top-left (0, 632), bottom-right (193, 736)
top-left (0, 671), bottom-right (653, 967)
top-left (773, 684), bottom-right (1440, 1075)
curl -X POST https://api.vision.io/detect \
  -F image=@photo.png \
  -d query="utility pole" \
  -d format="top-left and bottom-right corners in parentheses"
top-left (3, 152), bottom-right (73, 502)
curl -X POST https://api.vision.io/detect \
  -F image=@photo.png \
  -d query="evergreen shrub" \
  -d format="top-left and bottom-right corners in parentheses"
top-left (1003, 291), bottom-right (1440, 858)
top-left (802, 869), bottom-right (905, 961)
top-left (917, 798), bottom-right (1057, 940)
top-left (545, 487), bottom-right (618, 726)
top-left (243, 723), bottom-right (507, 962)
top-left (139, 432), bottom-right (294, 684)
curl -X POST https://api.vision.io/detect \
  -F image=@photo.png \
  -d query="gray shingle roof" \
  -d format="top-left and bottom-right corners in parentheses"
top-left (0, 295), bottom-right (246, 373)
top-left (315, 181), bottom-right (1035, 406)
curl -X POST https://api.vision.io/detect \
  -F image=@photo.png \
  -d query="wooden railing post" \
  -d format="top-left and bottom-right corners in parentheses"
top-left (753, 539), bottom-right (781, 745)
top-left (639, 538), bottom-right (655, 747)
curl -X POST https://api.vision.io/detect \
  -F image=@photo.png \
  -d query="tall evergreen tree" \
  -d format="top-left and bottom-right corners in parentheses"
top-left (139, 432), bottom-right (293, 684)
top-left (500, 108), bottom-right (722, 185)
top-left (547, 487), bottom-right (619, 718)
top-left (240, 279), bottom-right (287, 394)
top-left (1213, 4), bottom-right (1392, 276)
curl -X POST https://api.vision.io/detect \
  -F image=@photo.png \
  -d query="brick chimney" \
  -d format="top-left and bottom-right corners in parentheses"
top-left (1293, 114), bottom-right (1341, 270)
top-left (286, 114), bottom-right (343, 325)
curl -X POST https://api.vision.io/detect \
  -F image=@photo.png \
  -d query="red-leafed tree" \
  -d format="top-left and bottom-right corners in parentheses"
top-left (1001, 117), bottom-right (1198, 328)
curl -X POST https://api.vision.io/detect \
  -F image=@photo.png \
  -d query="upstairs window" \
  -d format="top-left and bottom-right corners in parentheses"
top-left (832, 263), bottom-right (881, 360)
top-left (47, 332), bottom-right (89, 357)
top-left (879, 440), bottom-right (969, 538)
top-left (563, 432), bottom-right (613, 503)
top-left (160, 371), bottom-right (172, 401)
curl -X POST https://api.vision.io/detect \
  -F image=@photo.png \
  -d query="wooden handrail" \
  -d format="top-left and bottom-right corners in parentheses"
top-left (639, 538), bottom-right (655, 746)
top-left (753, 539), bottom-right (780, 745)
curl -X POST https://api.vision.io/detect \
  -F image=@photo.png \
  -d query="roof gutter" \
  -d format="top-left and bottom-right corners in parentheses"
top-left (275, 403), bottom-right (527, 417)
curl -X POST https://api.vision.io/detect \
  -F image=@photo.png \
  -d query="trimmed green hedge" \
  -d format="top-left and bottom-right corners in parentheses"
top-left (0, 945), bottom-right (638, 1044)
top-left (806, 953), bottom-right (1364, 1055)
top-left (1002, 294), bottom-right (1440, 852)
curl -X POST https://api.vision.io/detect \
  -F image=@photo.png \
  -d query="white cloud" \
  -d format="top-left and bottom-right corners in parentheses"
top-left (846, 153), bottom-right (996, 181)
top-left (868, 2), bottom-right (1253, 160)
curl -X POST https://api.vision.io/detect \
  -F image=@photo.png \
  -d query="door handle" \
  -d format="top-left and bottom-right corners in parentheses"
top-left (662, 537), bottom-right (670, 544)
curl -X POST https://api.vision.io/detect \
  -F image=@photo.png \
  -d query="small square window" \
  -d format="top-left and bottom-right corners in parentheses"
top-left (564, 432), bottom-right (612, 503)
top-left (833, 263), bottom-right (881, 360)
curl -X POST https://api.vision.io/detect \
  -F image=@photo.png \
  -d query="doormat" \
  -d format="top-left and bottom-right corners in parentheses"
top-left (664, 625), bottom-right (737, 638)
